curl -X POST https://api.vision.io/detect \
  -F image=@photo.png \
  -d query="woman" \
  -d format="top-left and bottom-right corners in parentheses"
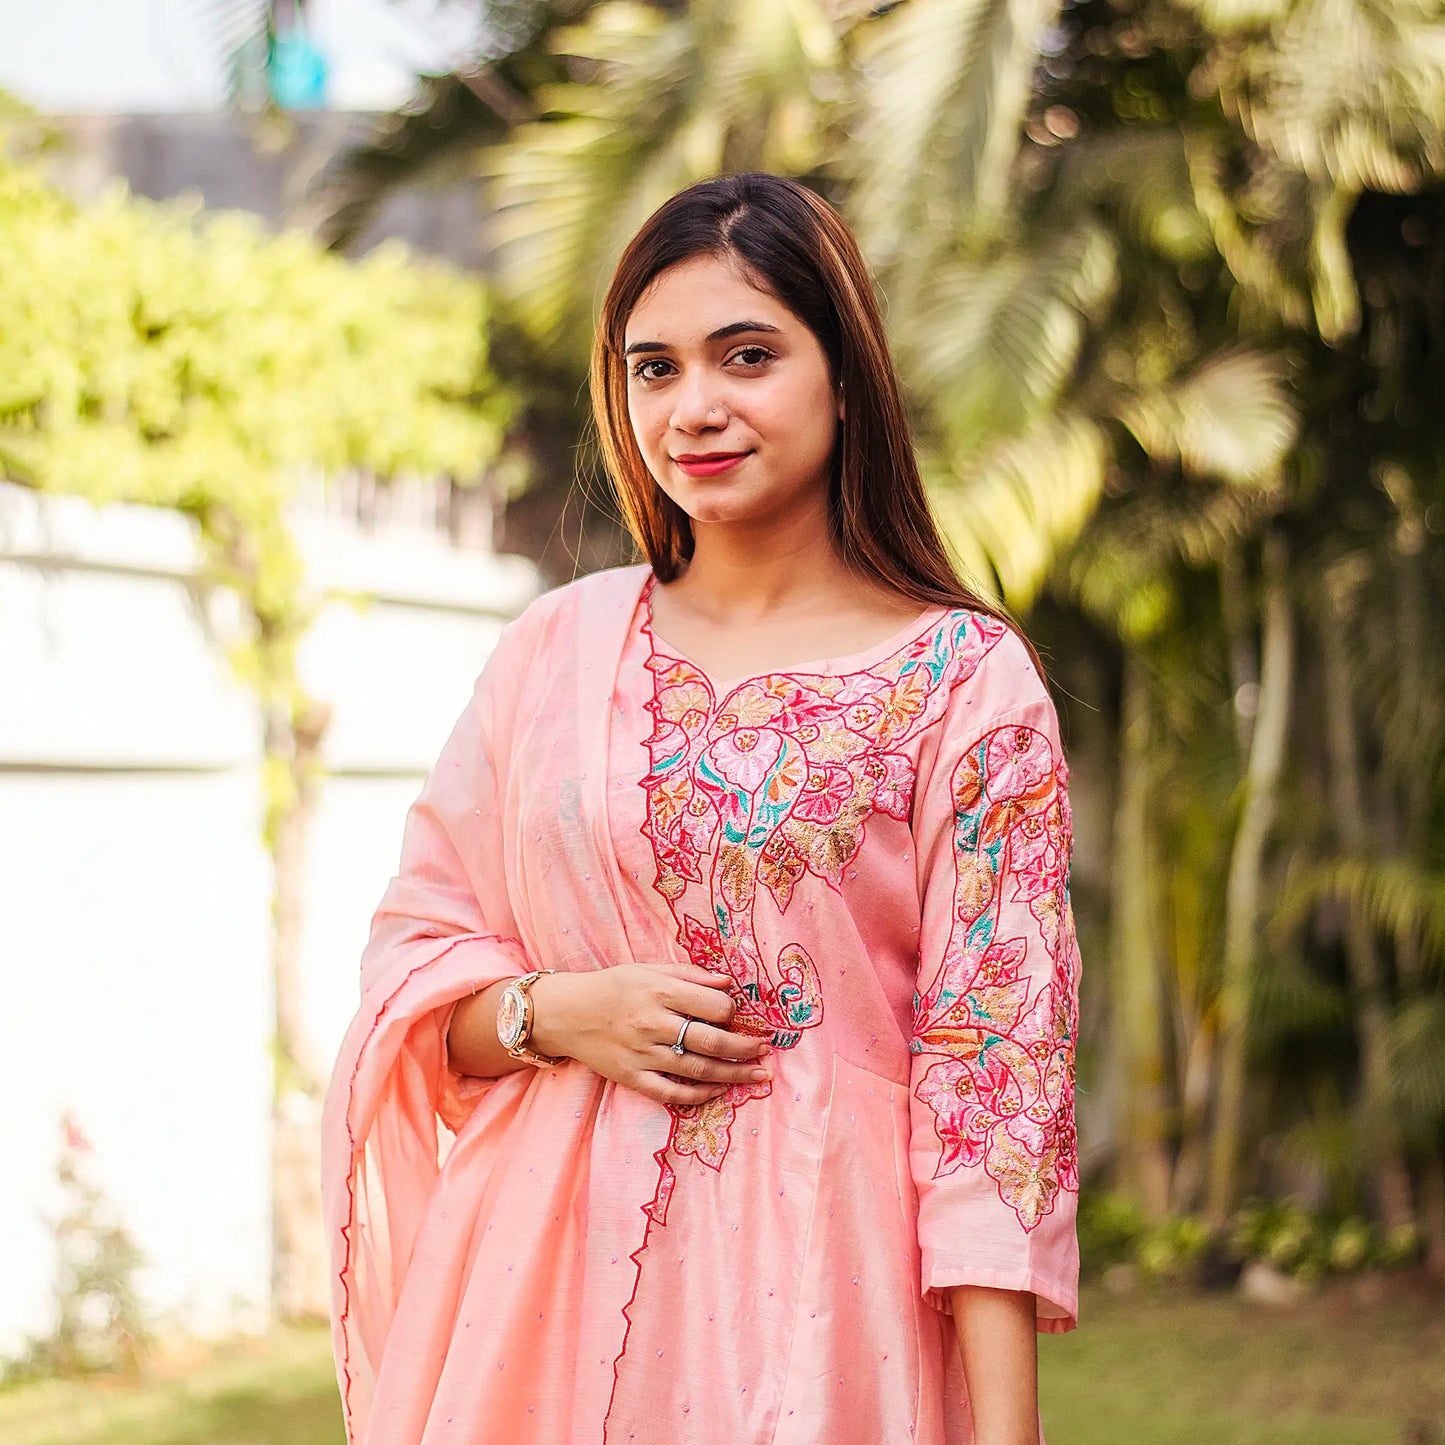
top-left (322, 172), bottom-right (1080, 1445)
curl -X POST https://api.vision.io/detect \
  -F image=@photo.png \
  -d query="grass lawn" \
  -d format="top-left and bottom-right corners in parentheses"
top-left (1, 1280), bottom-right (1440, 1444)
top-left (1042, 1277), bottom-right (1444, 1445)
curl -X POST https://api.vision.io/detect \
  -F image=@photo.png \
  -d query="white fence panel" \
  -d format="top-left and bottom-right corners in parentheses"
top-left (0, 483), bottom-right (540, 1353)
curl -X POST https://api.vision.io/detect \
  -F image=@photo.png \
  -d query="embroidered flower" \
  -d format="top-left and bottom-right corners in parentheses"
top-left (641, 596), bottom-right (1012, 1180)
top-left (911, 723), bottom-right (1079, 1233)
top-left (792, 764), bottom-right (854, 825)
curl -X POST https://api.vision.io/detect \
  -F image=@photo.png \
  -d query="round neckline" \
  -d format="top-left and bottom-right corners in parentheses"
top-left (639, 572), bottom-right (951, 696)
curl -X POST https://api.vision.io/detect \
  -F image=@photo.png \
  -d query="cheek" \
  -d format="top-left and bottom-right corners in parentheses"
top-left (761, 379), bottom-right (837, 462)
top-left (626, 393), bottom-right (664, 453)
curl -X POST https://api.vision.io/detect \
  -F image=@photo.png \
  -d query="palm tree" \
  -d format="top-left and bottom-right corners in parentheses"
top-left (302, 0), bottom-right (1445, 1261)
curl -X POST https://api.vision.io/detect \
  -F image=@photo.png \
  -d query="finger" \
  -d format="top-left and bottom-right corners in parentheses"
top-left (647, 961), bottom-right (734, 991)
top-left (674, 1020), bottom-right (772, 1062)
top-left (633, 1072), bottom-right (729, 1108)
top-left (663, 982), bottom-right (737, 1027)
top-left (650, 1045), bottom-right (770, 1086)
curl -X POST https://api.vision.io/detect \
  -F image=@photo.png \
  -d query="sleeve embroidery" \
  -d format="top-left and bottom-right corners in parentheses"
top-left (911, 719), bottom-right (1080, 1232)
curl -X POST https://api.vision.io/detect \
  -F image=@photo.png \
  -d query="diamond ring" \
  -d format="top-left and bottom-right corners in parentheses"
top-left (671, 1017), bottom-right (694, 1057)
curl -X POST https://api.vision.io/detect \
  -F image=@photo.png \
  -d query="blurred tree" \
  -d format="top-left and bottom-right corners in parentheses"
top-left (303, 0), bottom-right (1445, 1266)
top-left (0, 124), bottom-right (510, 1313)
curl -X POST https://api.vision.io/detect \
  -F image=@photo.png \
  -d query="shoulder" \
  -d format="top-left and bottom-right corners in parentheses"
top-left (495, 562), bottom-right (650, 657)
top-left (935, 607), bottom-right (1057, 740)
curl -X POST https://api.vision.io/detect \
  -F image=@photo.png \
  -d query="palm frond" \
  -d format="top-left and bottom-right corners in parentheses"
top-left (1062, 487), bottom-right (1276, 642)
top-left (900, 221), bottom-right (1118, 443)
top-left (176, 0), bottom-right (271, 106)
top-left (847, 0), bottom-right (1060, 276)
top-left (1279, 856), bottom-right (1445, 969)
top-left (299, 1), bottom-right (597, 250)
top-left (1388, 996), bottom-right (1445, 1135)
top-left (1249, 952), bottom-right (1350, 1045)
top-left (1114, 347), bottom-right (1299, 487)
top-left (929, 410), bottom-right (1106, 609)
top-left (482, 0), bottom-right (841, 360)
top-left (1240, 0), bottom-right (1445, 192)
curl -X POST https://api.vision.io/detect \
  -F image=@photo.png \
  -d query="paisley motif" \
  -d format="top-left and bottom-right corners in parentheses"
top-left (910, 723), bottom-right (1080, 1231)
top-left (637, 578), bottom-right (1010, 1189)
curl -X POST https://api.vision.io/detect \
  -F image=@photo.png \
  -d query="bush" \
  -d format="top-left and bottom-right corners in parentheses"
top-left (4, 1118), bottom-right (148, 1384)
top-left (1079, 1189), bottom-right (1420, 1286)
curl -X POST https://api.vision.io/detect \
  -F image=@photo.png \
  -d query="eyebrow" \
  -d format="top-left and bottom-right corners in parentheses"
top-left (623, 320), bottom-right (784, 356)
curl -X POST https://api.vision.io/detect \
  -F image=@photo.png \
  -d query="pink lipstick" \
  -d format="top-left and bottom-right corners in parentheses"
top-left (673, 451), bottom-right (749, 477)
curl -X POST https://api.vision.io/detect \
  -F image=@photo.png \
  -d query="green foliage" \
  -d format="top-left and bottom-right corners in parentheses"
top-left (6, 1120), bottom-right (148, 1384)
top-left (1230, 1199), bottom-right (1419, 1280)
top-left (0, 132), bottom-right (508, 778)
top-left (1081, 1189), bottom-right (1421, 1284)
top-left (299, 0), bottom-right (1445, 1241)
top-left (1077, 1189), bottom-right (1150, 1272)
top-left (0, 132), bottom-right (514, 1306)
top-left (0, 148), bottom-right (502, 510)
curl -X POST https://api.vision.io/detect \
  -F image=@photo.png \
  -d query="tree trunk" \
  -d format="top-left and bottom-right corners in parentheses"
top-left (1219, 548), bottom-right (1258, 760)
top-left (1206, 532), bottom-right (1295, 1228)
top-left (1318, 572), bottom-right (1416, 1234)
top-left (1107, 654), bottom-right (1173, 1215)
top-left (267, 700), bottom-right (332, 1320)
top-left (1388, 498), bottom-right (1445, 1274)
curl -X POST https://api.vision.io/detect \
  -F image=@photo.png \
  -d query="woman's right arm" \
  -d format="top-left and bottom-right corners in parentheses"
top-left (447, 962), bottom-right (774, 1107)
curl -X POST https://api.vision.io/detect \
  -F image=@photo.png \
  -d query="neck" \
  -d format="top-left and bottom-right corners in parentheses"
top-left (675, 495), bottom-right (859, 620)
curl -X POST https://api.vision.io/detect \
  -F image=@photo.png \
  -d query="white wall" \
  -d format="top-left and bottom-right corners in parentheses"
top-left (0, 482), bottom-right (539, 1352)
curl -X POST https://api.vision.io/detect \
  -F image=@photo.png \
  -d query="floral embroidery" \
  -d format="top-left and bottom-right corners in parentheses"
top-left (638, 581), bottom-right (1009, 1203)
top-left (911, 722), bottom-right (1080, 1232)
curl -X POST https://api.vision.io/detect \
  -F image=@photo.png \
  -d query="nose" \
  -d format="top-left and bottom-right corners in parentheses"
top-left (668, 370), bottom-right (726, 434)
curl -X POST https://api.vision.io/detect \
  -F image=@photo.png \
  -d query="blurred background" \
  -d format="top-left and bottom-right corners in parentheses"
top-left (0, 1), bottom-right (1442, 1442)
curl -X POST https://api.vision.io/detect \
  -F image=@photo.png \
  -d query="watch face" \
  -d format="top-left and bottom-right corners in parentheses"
top-left (496, 985), bottom-right (526, 1049)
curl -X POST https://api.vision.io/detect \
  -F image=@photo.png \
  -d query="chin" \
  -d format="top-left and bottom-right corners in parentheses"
top-left (680, 496), bottom-right (769, 527)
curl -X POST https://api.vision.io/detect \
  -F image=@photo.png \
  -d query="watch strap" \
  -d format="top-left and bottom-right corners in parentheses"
top-left (502, 969), bottom-right (564, 1068)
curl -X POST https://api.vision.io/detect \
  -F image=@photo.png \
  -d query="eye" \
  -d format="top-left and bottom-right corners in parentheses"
top-left (630, 358), bottom-right (674, 382)
top-left (730, 345), bottom-right (774, 369)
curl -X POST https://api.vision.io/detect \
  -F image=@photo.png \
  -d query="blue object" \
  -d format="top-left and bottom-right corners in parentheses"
top-left (269, 34), bottom-right (329, 110)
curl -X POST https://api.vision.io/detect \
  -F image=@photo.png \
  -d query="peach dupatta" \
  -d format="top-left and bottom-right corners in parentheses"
top-left (320, 572), bottom-right (657, 1441)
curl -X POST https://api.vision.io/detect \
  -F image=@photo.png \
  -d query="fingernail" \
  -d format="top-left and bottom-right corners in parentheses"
top-left (757, 1045), bottom-right (772, 1056)
top-left (750, 1068), bottom-right (769, 1081)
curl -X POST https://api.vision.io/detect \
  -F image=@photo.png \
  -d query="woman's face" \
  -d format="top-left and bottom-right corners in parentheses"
top-left (623, 253), bottom-right (842, 534)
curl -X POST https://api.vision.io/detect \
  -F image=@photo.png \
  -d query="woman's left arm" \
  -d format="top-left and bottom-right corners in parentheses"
top-left (906, 626), bottom-right (1083, 1425)
top-left (949, 1284), bottom-right (1039, 1445)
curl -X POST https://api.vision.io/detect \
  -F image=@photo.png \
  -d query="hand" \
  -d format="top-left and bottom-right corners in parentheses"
top-left (529, 963), bottom-right (772, 1107)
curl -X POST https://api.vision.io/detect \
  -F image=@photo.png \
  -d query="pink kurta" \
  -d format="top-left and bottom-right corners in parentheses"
top-left (322, 564), bottom-right (1080, 1445)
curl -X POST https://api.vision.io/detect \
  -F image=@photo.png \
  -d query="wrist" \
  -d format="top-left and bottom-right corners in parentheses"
top-left (526, 971), bottom-right (578, 1060)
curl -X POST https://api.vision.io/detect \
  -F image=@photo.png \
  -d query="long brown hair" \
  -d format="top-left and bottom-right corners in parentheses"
top-left (590, 172), bottom-right (1021, 638)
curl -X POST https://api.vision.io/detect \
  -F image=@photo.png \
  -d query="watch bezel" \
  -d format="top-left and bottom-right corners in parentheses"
top-left (495, 981), bottom-right (530, 1050)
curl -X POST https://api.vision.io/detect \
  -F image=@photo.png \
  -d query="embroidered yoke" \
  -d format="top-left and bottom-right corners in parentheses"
top-left (321, 564), bottom-right (1081, 1445)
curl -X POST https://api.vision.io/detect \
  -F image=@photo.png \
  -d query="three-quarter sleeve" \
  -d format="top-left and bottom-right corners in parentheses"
top-left (908, 628), bottom-right (1081, 1331)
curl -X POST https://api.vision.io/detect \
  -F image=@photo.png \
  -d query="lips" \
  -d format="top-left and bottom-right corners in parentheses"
top-left (672, 450), bottom-right (750, 477)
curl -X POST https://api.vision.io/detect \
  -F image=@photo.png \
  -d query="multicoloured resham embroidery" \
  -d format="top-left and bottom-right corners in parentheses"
top-left (637, 581), bottom-right (1009, 1212)
top-left (911, 721), bottom-right (1080, 1232)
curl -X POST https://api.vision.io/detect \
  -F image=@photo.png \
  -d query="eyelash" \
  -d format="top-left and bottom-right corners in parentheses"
top-left (630, 346), bottom-right (775, 382)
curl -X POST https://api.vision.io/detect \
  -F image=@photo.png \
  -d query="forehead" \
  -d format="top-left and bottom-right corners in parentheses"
top-left (623, 254), bottom-right (795, 343)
